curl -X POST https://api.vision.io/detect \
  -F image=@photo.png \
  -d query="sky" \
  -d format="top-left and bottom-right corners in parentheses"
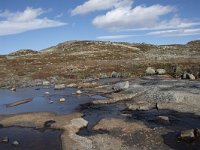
top-left (0, 0), bottom-right (200, 54)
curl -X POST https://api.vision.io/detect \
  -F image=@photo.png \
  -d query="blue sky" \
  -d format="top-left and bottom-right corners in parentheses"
top-left (0, 0), bottom-right (200, 54)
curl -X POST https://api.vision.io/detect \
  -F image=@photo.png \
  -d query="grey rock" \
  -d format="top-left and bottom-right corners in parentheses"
top-left (111, 71), bottom-right (121, 78)
top-left (188, 73), bottom-right (196, 80)
top-left (146, 67), bottom-right (156, 75)
top-left (12, 140), bottom-right (20, 146)
top-left (99, 73), bottom-right (108, 79)
top-left (180, 129), bottom-right (195, 142)
top-left (156, 69), bottom-right (166, 75)
top-left (127, 103), bottom-right (155, 111)
top-left (11, 87), bottom-right (16, 91)
top-left (112, 81), bottom-right (129, 92)
top-left (1, 137), bottom-right (9, 143)
top-left (54, 84), bottom-right (65, 90)
top-left (42, 81), bottom-right (50, 86)
top-left (70, 118), bottom-right (88, 129)
top-left (156, 116), bottom-right (170, 124)
top-left (66, 83), bottom-right (77, 88)
top-left (182, 73), bottom-right (195, 80)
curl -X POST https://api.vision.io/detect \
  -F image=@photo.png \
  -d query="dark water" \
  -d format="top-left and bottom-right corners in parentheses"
top-left (79, 103), bottom-right (127, 136)
top-left (0, 87), bottom-right (105, 115)
top-left (0, 127), bottom-right (62, 150)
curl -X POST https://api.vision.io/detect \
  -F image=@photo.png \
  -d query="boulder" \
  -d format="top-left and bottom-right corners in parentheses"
top-left (179, 129), bottom-right (195, 142)
top-left (156, 69), bottom-right (166, 75)
top-left (70, 118), bottom-right (88, 129)
top-left (112, 81), bottom-right (129, 92)
top-left (42, 81), bottom-right (50, 86)
top-left (188, 73), bottom-right (196, 80)
top-left (111, 71), bottom-right (121, 78)
top-left (146, 67), bottom-right (156, 75)
top-left (54, 84), bottom-right (65, 90)
top-left (182, 73), bottom-right (195, 80)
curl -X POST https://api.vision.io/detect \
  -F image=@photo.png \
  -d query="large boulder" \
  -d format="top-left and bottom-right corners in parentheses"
top-left (146, 67), bottom-right (156, 75)
top-left (112, 81), bottom-right (129, 92)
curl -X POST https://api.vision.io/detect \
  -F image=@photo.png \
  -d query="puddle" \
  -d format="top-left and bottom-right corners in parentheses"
top-left (0, 127), bottom-right (62, 150)
top-left (0, 87), bottom-right (100, 115)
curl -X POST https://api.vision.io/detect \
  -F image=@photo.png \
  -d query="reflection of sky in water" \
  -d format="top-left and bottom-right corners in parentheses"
top-left (0, 87), bottom-right (105, 115)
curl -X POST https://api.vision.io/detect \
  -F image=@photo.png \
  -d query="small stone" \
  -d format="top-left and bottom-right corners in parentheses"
top-left (156, 69), bottom-right (166, 75)
top-left (146, 67), bottom-right (156, 75)
top-left (66, 83), bottom-right (77, 88)
top-left (45, 92), bottom-right (50, 95)
top-left (54, 84), bottom-right (65, 90)
top-left (188, 74), bottom-right (196, 80)
top-left (1, 137), bottom-right (9, 143)
top-left (111, 71), bottom-right (121, 78)
top-left (180, 129), bottom-right (195, 142)
top-left (12, 140), bottom-right (20, 146)
top-left (49, 100), bottom-right (54, 104)
top-left (76, 90), bottom-right (82, 95)
top-left (11, 88), bottom-right (16, 91)
top-left (42, 81), bottom-right (50, 86)
top-left (157, 116), bottom-right (170, 124)
top-left (99, 73), bottom-right (108, 79)
top-left (112, 81), bottom-right (129, 92)
top-left (59, 98), bottom-right (65, 102)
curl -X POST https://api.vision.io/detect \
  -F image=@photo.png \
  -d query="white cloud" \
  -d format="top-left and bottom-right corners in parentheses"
top-left (72, 0), bottom-right (200, 34)
top-left (97, 34), bottom-right (139, 39)
top-left (71, 0), bottom-right (133, 16)
top-left (97, 28), bottom-right (200, 40)
top-left (0, 7), bottom-right (66, 36)
top-left (92, 4), bottom-right (176, 31)
top-left (147, 28), bottom-right (200, 37)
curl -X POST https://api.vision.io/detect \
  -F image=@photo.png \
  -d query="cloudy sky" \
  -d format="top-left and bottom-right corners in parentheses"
top-left (0, 0), bottom-right (200, 54)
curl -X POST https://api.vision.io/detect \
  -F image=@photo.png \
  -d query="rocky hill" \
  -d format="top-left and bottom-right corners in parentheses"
top-left (8, 49), bottom-right (38, 56)
top-left (0, 40), bottom-right (200, 88)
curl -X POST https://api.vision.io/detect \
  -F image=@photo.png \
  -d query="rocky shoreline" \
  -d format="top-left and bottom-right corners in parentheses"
top-left (0, 40), bottom-right (200, 149)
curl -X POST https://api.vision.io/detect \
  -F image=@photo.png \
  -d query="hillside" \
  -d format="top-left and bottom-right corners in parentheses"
top-left (0, 40), bottom-right (200, 88)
